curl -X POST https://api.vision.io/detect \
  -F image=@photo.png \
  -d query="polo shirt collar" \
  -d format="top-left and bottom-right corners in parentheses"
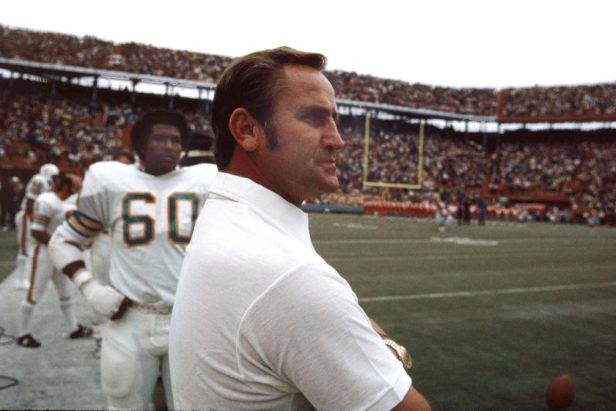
top-left (209, 172), bottom-right (313, 248)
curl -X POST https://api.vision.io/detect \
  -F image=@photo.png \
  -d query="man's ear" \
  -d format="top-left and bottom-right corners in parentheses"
top-left (228, 108), bottom-right (263, 152)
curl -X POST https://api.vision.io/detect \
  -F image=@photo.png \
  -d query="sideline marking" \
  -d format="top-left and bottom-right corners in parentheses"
top-left (332, 222), bottom-right (378, 230)
top-left (430, 236), bottom-right (499, 246)
top-left (359, 281), bottom-right (616, 302)
top-left (316, 239), bottom-right (428, 245)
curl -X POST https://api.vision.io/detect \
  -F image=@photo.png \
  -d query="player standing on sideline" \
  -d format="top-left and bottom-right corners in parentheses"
top-left (16, 173), bottom-right (92, 348)
top-left (169, 47), bottom-right (430, 411)
top-left (49, 109), bottom-right (217, 410)
top-left (13, 163), bottom-right (59, 289)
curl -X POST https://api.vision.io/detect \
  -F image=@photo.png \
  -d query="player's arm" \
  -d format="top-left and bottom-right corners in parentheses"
top-left (48, 168), bottom-right (131, 319)
top-left (370, 318), bottom-right (431, 411)
top-left (30, 197), bottom-right (52, 245)
top-left (25, 198), bottom-right (35, 219)
top-left (25, 178), bottom-right (45, 219)
top-left (49, 215), bottom-right (131, 320)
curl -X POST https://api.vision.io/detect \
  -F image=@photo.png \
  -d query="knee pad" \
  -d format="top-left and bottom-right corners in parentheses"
top-left (101, 327), bottom-right (137, 399)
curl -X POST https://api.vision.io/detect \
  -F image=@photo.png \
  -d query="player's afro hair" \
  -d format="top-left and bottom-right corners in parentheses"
top-left (130, 109), bottom-right (191, 160)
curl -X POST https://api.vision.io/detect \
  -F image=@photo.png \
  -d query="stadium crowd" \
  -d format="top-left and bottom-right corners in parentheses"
top-left (1, 25), bottom-right (615, 225)
top-left (500, 85), bottom-right (616, 119)
top-left (1, 82), bottom-right (614, 224)
top-left (314, 118), bottom-right (615, 224)
top-left (0, 83), bottom-right (211, 173)
top-left (3, 24), bottom-right (616, 119)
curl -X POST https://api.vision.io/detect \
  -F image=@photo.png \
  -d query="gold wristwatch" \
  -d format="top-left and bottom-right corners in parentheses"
top-left (383, 338), bottom-right (413, 371)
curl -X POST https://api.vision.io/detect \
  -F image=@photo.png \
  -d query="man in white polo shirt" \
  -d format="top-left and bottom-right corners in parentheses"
top-left (169, 47), bottom-right (430, 411)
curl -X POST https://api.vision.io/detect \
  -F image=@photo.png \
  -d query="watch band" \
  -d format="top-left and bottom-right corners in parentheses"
top-left (383, 338), bottom-right (413, 371)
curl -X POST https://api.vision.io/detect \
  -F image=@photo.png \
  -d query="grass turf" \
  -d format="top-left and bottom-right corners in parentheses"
top-left (1, 214), bottom-right (614, 410)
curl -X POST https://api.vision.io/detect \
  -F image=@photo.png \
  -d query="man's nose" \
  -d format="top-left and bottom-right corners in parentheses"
top-left (323, 122), bottom-right (344, 151)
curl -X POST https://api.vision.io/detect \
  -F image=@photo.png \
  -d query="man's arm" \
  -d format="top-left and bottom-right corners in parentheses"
top-left (370, 318), bottom-right (411, 367)
top-left (392, 386), bottom-right (431, 411)
top-left (370, 319), bottom-right (431, 411)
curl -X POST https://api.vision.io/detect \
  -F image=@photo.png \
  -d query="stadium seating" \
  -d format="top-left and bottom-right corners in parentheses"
top-left (1, 25), bottom-right (614, 225)
top-left (3, 24), bottom-right (616, 120)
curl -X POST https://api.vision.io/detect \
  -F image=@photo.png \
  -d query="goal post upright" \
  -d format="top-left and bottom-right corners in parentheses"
top-left (417, 119), bottom-right (425, 186)
top-left (362, 111), bottom-right (371, 188)
top-left (362, 115), bottom-right (425, 190)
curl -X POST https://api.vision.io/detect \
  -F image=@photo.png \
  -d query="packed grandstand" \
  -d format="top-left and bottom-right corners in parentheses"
top-left (1, 24), bottom-right (615, 225)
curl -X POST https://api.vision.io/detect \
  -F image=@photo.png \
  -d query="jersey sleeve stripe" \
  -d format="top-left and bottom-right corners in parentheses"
top-left (67, 211), bottom-right (103, 238)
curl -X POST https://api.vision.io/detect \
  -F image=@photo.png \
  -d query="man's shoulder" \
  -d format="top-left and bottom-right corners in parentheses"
top-left (88, 161), bottom-right (133, 178)
top-left (179, 163), bottom-right (218, 179)
top-left (26, 174), bottom-right (48, 191)
top-left (34, 192), bottom-right (63, 216)
top-left (159, 164), bottom-right (218, 194)
top-left (27, 173), bottom-right (45, 184)
top-left (85, 161), bottom-right (140, 191)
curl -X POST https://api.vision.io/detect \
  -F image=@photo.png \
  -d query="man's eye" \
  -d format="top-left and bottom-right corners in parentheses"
top-left (301, 113), bottom-right (326, 127)
top-left (301, 114), bottom-right (318, 124)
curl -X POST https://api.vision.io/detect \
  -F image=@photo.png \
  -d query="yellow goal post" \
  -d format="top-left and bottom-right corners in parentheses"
top-left (361, 113), bottom-right (425, 190)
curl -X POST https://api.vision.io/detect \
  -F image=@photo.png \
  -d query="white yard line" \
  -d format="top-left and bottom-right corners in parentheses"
top-left (327, 251), bottom-right (550, 262)
top-left (359, 281), bottom-right (616, 302)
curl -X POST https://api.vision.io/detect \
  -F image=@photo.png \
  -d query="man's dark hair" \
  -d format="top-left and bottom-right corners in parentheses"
top-left (130, 109), bottom-right (190, 160)
top-left (211, 46), bottom-right (327, 170)
top-left (53, 173), bottom-right (73, 192)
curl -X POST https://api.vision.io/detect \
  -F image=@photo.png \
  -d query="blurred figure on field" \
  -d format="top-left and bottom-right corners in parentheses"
top-left (13, 163), bottom-right (59, 289)
top-left (16, 173), bottom-right (92, 348)
top-left (477, 197), bottom-right (487, 226)
top-left (1, 175), bottom-right (21, 231)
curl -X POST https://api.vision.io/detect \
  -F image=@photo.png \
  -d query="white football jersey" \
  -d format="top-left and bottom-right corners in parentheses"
top-left (84, 231), bottom-right (112, 285)
top-left (21, 173), bottom-right (52, 209)
top-left (67, 161), bottom-right (217, 305)
top-left (30, 192), bottom-right (76, 236)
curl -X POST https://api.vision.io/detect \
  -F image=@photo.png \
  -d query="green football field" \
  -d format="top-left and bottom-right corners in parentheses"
top-left (1, 214), bottom-right (615, 410)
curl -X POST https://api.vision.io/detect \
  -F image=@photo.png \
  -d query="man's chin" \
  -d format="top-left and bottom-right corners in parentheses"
top-left (320, 176), bottom-right (340, 193)
top-left (147, 158), bottom-right (178, 175)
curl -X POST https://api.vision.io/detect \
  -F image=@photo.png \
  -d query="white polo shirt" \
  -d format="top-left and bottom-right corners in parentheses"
top-left (170, 172), bottom-right (411, 411)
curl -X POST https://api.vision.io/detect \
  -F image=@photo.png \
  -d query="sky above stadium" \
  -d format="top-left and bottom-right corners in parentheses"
top-left (2, 0), bottom-right (615, 89)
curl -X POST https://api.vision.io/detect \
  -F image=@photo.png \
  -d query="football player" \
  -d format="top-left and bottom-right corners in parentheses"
top-left (48, 109), bottom-right (217, 410)
top-left (16, 172), bottom-right (92, 348)
top-left (13, 163), bottom-right (59, 289)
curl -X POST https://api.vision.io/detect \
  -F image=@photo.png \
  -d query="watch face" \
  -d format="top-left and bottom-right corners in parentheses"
top-left (384, 339), bottom-right (413, 370)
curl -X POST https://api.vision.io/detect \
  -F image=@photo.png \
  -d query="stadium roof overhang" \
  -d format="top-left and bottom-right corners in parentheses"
top-left (0, 57), bottom-right (216, 91)
top-left (0, 57), bottom-right (497, 123)
top-left (335, 98), bottom-right (496, 123)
